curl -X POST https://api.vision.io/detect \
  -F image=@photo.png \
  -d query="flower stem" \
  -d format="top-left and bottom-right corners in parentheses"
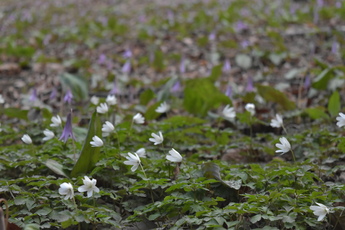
top-left (290, 149), bottom-right (296, 163)
top-left (139, 163), bottom-right (154, 203)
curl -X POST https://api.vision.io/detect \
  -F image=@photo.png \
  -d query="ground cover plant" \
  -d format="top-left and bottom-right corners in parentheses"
top-left (1, 0), bottom-right (345, 229)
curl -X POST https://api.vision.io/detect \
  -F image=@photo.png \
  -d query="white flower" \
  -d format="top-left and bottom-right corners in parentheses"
top-left (245, 103), bottom-right (255, 116)
top-left (133, 113), bottom-right (145, 124)
top-left (50, 115), bottom-right (62, 127)
top-left (59, 182), bottom-right (74, 200)
top-left (155, 101), bottom-right (170, 113)
top-left (78, 176), bottom-right (100, 198)
top-left (310, 202), bottom-right (330, 221)
top-left (0, 94), bottom-right (4, 104)
top-left (90, 95), bottom-right (99, 105)
top-left (102, 121), bottom-right (115, 137)
top-left (135, 148), bottom-right (146, 158)
top-left (43, 129), bottom-right (55, 141)
top-left (96, 103), bottom-right (108, 114)
top-left (149, 131), bottom-right (164, 145)
top-left (106, 95), bottom-right (117, 105)
top-left (166, 148), bottom-right (182, 163)
top-left (222, 105), bottom-right (236, 120)
top-left (21, 134), bottom-right (32, 144)
top-left (275, 137), bottom-right (291, 155)
top-left (124, 152), bottom-right (141, 172)
top-left (90, 135), bottom-right (103, 147)
top-left (336, 112), bottom-right (345, 128)
top-left (270, 114), bottom-right (283, 128)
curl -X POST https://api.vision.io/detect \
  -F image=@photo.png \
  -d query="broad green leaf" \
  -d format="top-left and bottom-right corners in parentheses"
top-left (250, 214), bottom-right (262, 223)
top-left (208, 65), bottom-right (222, 82)
top-left (44, 159), bottom-right (69, 178)
top-left (328, 91), bottom-right (340, 117)
top-left (139, 89), bottom-right (155, 105)
top-left (144, 101), bottom-right (161, 120)
top-left (183, 78), bottom-right (231, 117)
top-left (312, 68), bottom-right (335, 90)
top-left (153, 49), bottom-right (165, 72)
top-left (71, 111), bottom-right (102, 177)
top-left (256, 84), bottom-right (296, 110)
top-left (59, 73), bottom-right (88, 101)
top-left (305, 107), bottom-right (329, 120)
top-left (3, 108), bottom-right (28, 121)
top-left (24, 224), bottom-right (40, 230)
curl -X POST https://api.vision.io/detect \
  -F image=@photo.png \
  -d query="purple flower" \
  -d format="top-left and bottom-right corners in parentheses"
top-left (123, 49), bottom-right (132, 59)
top-left (171, 80), bottom-right (182, 93)
top-left (241, 40), bottom-right (250, 48)
top-left (225, 85), bottom-right (232, 99)
top-left (304, 75), bottom-right (311, 89)
top-left (332, 41), bottom-right (339, 54)
top-left (234, 21), bottom-right (247, 32)
top-left (222, 59), bottom-right (231, 73)
top-left (179, 57), bottom-right (186, 74)
top-left (64, 90), bottom-right (73, 104)
top-left (336, 2), bottom-right (342, 8)
top-left (290, 5), bottom-right (296, 15)
top-left (167, 10), bottom-right (175, 25)
top-left (122, 60), bottom-right (131, 74)
top-left (109, 81), bottom-right (118, 95)
top-left (50, 87), bottom-right (57, 100)
top-left (59, 112), bottom-right (76, 143)
top-left (138, 14), bottom-right (146, 23)
top-left (317, 0), bottom-right (324, 8)
top-left (98, 54), bottom-right (107, 65)
top-left (208, 32), bottom-right (216, 41)
top-left (30, 88), bottom-right (38, 102)
top-left (245, 77), bottom-right (254, 92)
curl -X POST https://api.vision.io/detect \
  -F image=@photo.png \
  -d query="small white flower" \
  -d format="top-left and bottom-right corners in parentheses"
top-left (0, 94), bottom-right (4, 104)
top-left (245, 103), bottom-right (255, 116)
top-left (310, 202), bottom-right (330, 221)
top-left (106, 95), bottom-right (117, 105)
top-left (102, 121), bottom-right (115, 137)
top-left (133, 113), bottom-right (145, 124)
top-left (336, 112), bottom-right (345, 128)
top-left (270, 114), bottom-right (283, 128)
top-left (43, 129), bottom-right (55, 141)
top-left (96, 103), bottom-right (108, 114)
top-left (59, 182), bottom-right (74, 200)
top-left (50, 115), bottom-right (62, 127)
top-left (21, 134), bottom-right (32, 144)
top-left (149, 131), bottom-right (164, 145)
top-left (78, 176), bottom-right (100, 198)
top-left (90, 135), bottom-right (103, 147)
top-left (90, 95), bottom-right (100, 105)
top-left (166, 148), bottom-right (182, 163)
top-left (135, 148), bottom-right (146, 158)
top-left (222, 105), bottom-right (236, 120)
top-left (275, 137), bottom-right (291, 155)
top-left (155, 101), bottom-right (170, 113)
top-left (124, 152), bottom-right (141, 172)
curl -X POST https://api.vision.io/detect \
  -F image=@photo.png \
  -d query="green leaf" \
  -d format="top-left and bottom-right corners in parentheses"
top-left (59, 73), bottom-right (89, 101)
top-left (139, 89), bottom-right (155, 105)
top-left (208, 65), bottom-right (222, 82)
top-left (153, 49), bottom-right (165, 72)
top-left (3, 108), bottom-right (29, 121)
top-left (44, 159), bottom-right (69, 177)
top-left (71, 111), bottom-right (102, 177)
top-left (256, 84), bottom-right (296, 110)
top-left (305, 107), bottom-right (329, 120)
top-left (35, 207), bottom-right (52, 216)
top-left (250, 214), bottom-right (262, 223)
top-left (183, 78), bottom-right (231, 116)
top-left (328, 91), bottom-right (340, 117)
top-left (24, 224), bottom-right (40, 230)
top-left (312, 68), bottom-right (335, 90)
